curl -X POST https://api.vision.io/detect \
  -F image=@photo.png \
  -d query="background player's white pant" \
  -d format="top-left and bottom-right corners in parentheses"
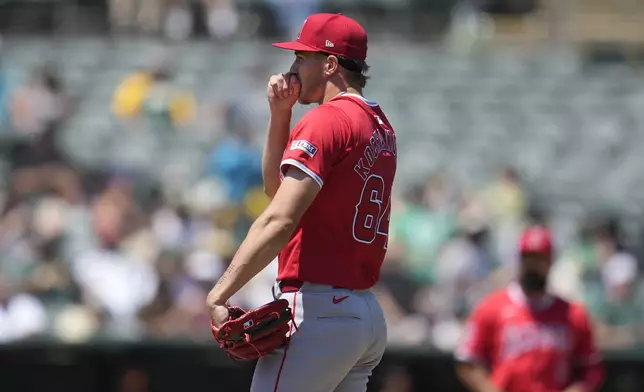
top-left (251, 282), bottom-right (387, 392)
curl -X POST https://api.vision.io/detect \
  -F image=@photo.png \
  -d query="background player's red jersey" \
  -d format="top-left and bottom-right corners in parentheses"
top-left (277, 93), bottom-right (397, 290)
top-left (456, 284), bottom-right (603, 392)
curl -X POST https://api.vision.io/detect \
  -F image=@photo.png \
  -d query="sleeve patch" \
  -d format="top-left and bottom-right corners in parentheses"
top-left (290, 140), bottom-right (318, 157)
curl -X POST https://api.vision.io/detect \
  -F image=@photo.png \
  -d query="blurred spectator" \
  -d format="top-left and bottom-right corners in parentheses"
top-left (203, 0), bottom-right (239, 42)
top-left (205, 104), bottom-right (262, 203)
top-left (436, 227), bottom-right (493, 308)
top-left (111, 52), bottom-right (197, 131)
top-left (110, 0), bottom-right (168, 34)
top-left (69, 183), bottom-right (159, 339)
top-left (6, 125), bottom-right (82, 206)
top-left (164, 0), bottom-right (194, 41)
top-left (0, 202), bottom-right (37, 282)
top-left (111, 65), bottom-right (154, 121)
top-left (478, 167), bottom-right (528, 270)
top-left (265, 0), bottom-right (321, 39)
top-left (53, 305), bottom-right (101, 343)
top-left (0, 37), bottom-right (15, 130)
top-left (9, 63), bottom-right (71, 137)
top-left (415, 224), bottom-right (495, 350)
top-left (160, 0), bottom-right (240, 42)
top-left (549, 218), bottom-right (598, 303)
top-left (23, 197), bottom-right (80, 307)
top-left (424, 171), bottom-right (461, 215)
top-left (389, 179), bottom-right (457, 286)
top-left (138, 252), bottom-right (214, 340)
top-left (446, 0), bottom-right (495, 53)
top-left (203, 111), bottom-right (265, 245)
top-left (6, 64), bottom-right (80, 204)
top-left (0, 275), bottom-right (47, 342)
top-left (582, 226), bottom-right (644, 348)
top-left (479, 166), bottom-right (526, 225)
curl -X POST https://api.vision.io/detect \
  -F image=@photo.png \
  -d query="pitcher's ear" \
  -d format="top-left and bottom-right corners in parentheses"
top-left (324, 54), bottom-right (340, 76)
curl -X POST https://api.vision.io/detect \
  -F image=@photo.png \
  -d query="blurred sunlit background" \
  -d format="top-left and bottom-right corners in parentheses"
top-left (1, 0), bottom-right (644, 391)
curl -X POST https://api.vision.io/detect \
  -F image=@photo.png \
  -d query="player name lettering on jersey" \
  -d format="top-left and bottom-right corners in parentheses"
top-left (353, 129), bottom-right (396, 181)
top-left (500, 323), bottom-right (571, 361)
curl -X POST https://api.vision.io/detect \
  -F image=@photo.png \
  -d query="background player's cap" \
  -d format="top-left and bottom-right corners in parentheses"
top-left (519, 226), bottom-right (553, 255)
top-left (272, 13), bottom-right (368, 61)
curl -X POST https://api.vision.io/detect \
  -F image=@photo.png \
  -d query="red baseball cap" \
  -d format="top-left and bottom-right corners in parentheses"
top-left (272, 13), bottom-right (368, 61)
top-left (519, 226), bottom-right (553, 255)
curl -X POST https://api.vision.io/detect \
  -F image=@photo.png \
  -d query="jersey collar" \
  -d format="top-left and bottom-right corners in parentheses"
top-left (508, 282), bottom-right (554, 310)
top-left (338, 92), bottom-right (378, 107)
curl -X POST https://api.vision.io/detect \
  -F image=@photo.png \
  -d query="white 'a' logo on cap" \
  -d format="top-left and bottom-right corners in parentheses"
top-left (298, 18), bottom-right (309, 39)
top-left (325, 40), bottom-right (335, 48)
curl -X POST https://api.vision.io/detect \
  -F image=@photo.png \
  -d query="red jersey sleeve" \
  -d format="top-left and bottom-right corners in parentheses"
top-left (572, 304), bottom-right (605, 391)
top-left (280, 105), bottom-right (349, 188)
top-left (455, 300), bottom-right (496, 365)
top-left (572, 305), bottom-right (602, 366)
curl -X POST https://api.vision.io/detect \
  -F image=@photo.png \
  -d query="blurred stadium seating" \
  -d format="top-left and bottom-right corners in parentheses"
top-left (3, 36), bottom-right (644, 227)
top-left (2, 1), bottom-right (644, 387)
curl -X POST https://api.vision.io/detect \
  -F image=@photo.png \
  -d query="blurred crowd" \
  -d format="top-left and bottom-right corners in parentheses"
top-left (1, 43), bottom-right (643, 352)
top-left (108, 0), bottom-right (322, 41)
top-left (380, 170), bottom-right (644, 351)
top-left (0, 45), bottom-right (273, 344)
top-left (1, 0), bottom-right (644, 353)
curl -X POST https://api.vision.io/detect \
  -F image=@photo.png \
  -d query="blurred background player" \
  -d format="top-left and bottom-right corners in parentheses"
top-left (455, 226), bottom-right (605, 392)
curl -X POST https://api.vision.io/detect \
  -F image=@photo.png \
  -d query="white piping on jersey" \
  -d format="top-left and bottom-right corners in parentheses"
top-left (281, 159), bottom-right (323, 188)
top-left (340, 93), bottom-right (378, 107)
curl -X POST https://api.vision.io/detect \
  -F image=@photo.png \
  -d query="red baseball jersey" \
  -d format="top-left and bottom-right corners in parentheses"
top-left (456, 284), bottom-right (602, 392)
top-left (277, 93), bottom-right (397, 290)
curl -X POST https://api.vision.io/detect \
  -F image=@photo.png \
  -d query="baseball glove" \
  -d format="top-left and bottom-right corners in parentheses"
top-left (211, 299), bottom-right (293, 361)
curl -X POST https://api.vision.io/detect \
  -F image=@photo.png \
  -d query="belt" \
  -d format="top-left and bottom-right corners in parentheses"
top-left (279, 279), bottom-right (352, 293)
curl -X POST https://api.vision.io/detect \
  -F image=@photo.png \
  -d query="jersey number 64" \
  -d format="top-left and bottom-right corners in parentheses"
top-left (352, 174), bottom-right (391, 249)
